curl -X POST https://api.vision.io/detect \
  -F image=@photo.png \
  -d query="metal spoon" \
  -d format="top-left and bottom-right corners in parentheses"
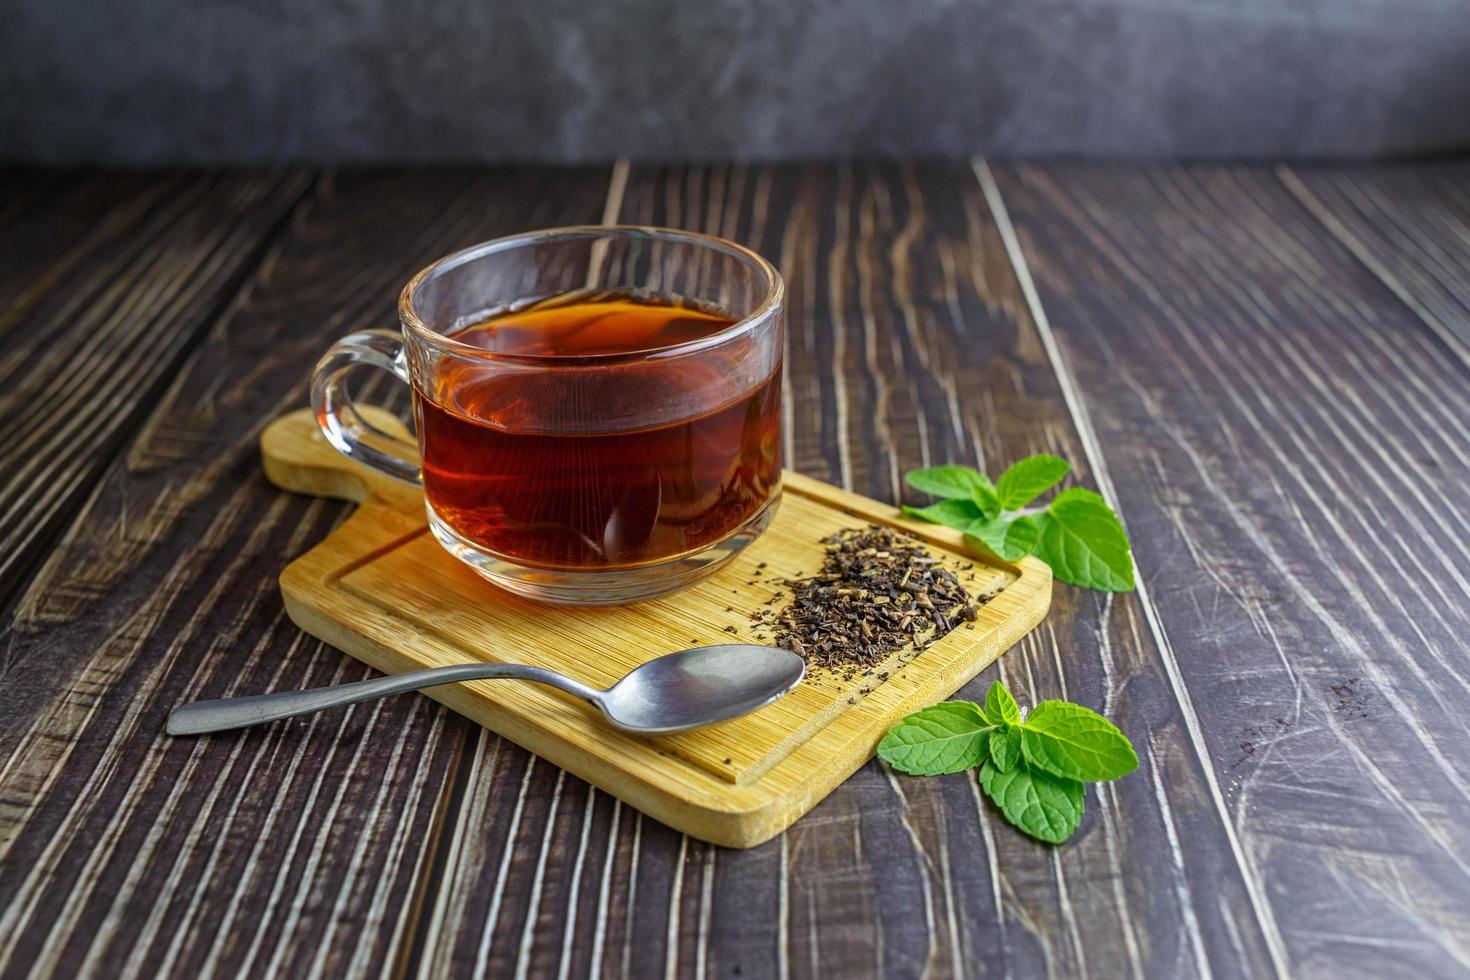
top-left (166, 644), bottom-right (805, 736)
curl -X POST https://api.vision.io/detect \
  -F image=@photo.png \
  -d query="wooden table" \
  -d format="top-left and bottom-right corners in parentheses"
top-left (2, 161), bottom-right (1468, 979)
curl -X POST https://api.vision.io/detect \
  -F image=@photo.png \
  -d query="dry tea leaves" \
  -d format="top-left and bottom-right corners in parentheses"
top-left (754, 526), bottom-right (982, 678)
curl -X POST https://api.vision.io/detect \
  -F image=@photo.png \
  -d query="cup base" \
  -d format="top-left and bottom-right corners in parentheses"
top-left (426, 495), bottom-right (781, 605)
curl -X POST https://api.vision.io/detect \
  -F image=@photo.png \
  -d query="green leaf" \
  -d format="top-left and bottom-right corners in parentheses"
top-left (970, 482), bottom-right (1000, 517)
top-left (906, 466), bottom-right (999, 517)
top-left (1034, 488), bottom-right (1135, 592)
top-left (1020, 701), bottom-right (1139, 781)
top-left (979, 758), bottom-right (1085, 844)
top-left (989, 728), bottom-right (1021, 772)
top-left (905, 465), bottom-right (990, 499)
top-left (902, 499), bottom-right (985, 532)
top-left (996, 454), bottom-right (1071, 510)
top-left (877, 702), bottom-right (994, 776)
top-left (965, 514), bottom-right (1040, 561)
top-left (981, 681), bottom-right (1021, 726)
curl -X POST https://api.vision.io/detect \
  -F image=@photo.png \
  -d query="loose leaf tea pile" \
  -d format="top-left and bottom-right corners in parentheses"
top-left (752, 527), bottom-right (985, 679)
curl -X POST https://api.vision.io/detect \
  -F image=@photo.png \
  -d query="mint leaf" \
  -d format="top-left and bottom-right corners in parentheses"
top-left (906, 466), bottom-right (999, 516)
top-left (1021, 701), bottom-right (1139, 781)
top-left (996, 454), bottom-right (1071, 510)
top-left (905, 465), bottom-right (990, 499)
top-left (902, 499), bottom-right (985, 532)
top-left (877, 702), bottom-right (994, 775)
top-left (982, 681), bottom-right (1021, 726)
top-left (990, 728), bottom-right (1021, 772)
top-left (1034, 488), bottom-right (1135, 592)
top-left (965, 514), bottom-right (1040, 561)
top-left (979, 758), bottom-right (1085, 844)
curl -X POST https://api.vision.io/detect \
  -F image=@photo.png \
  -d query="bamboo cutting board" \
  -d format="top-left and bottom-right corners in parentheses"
top-left (261, 408), bottom-right (1051, 847)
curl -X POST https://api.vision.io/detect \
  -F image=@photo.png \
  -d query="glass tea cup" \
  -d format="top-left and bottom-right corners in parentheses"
top-left (311, 226), bottom-right (785, 604)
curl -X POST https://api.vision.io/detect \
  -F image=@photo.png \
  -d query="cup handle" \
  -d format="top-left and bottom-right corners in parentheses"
top-left (310, 330), bottom-right (422, 485)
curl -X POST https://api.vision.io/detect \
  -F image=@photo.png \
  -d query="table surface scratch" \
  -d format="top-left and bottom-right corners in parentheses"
top-left (1, 160), bottom-right (1468, 980)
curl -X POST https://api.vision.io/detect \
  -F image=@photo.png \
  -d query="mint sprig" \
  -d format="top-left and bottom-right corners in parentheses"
top-left (899, 456), bottom-right (1134, 591)
top-left (876, 681), bottom-right (1138, 844)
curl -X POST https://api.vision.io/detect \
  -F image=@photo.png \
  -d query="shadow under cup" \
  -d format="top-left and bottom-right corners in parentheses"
top-left (312, 227), bottom-right (786, 605)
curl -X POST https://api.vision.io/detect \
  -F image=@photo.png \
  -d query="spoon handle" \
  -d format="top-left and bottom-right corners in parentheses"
top-left (166, 662), bottom-right (604, 735)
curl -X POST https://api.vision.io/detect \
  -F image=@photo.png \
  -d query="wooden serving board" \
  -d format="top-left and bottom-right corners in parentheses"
top-left (262, 408), bottom-right (1051, 847)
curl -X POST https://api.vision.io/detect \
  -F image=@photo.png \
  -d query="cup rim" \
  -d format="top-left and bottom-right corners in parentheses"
top-left (398, 225), bottom-right (785, 365)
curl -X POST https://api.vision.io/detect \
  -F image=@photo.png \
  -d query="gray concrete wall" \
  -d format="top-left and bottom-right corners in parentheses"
top-left (3, 0), bottom-right (1468, 165)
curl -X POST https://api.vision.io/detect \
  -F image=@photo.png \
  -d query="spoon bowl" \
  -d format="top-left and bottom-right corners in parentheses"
top-left (600, 645), bottom-right (806, 733)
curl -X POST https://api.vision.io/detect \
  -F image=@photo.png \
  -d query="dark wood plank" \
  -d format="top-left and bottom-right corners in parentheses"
top-left (0, 171), bottom-right (166, 305)
top-left (0, 170), bottom-right (311, 610)
top-left (991, 162), bottom-right (1470, 978)
top-left (418, 162), bottom-right (1283, 978)
top-left (0, 168), bottom-right (614, 978)
top-left (13, 162), bottom-right (1460, 978)
top-left (1280, 160), bottom-right (1470, 363)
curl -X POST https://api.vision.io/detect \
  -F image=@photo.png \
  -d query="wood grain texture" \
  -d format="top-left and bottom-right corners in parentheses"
top-left (0, 171), bottom-right (173, 309)
top-left (261, 406), bottom-right (1048, 846)
top-left (417, 163), bottom-right (1285, 979)
top-left (0, 169), bottom-right (614, 978)
top-left (1280, 160), bottom-right (1470, 364)
top-left (5, 161), bottom-right (1468, 979)
top-left (991, 162), bottom-right (1470, 978)
top-left (0, 169), bottom-right (311, 610)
